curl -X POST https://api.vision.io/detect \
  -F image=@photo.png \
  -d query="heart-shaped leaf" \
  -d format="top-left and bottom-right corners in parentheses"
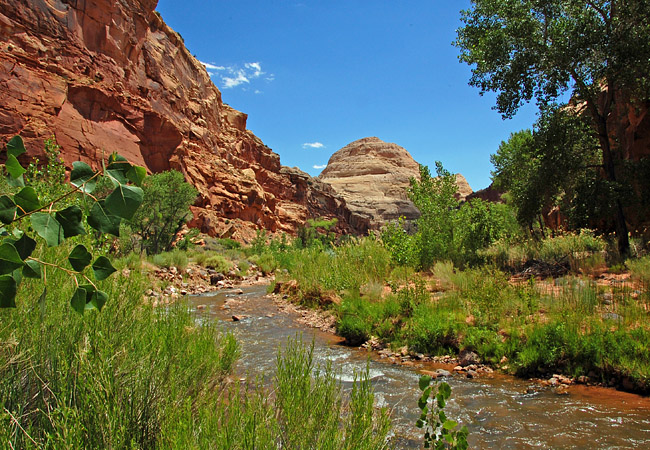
top-left (6, 136), bottom-right (26, 159)
top-left (23, 260), bottom-right (41, 279)
top-left (0, 195), bottom-right (17, 224)
top-left (419, 375), bottom-right (432, 391)
top-left (126, 165), bottom-right (147, 187)
top-left (14, 187), bottom-right (40, 215)
top-left (55, 206), bottom-right (86, 238)
top-left (5, 154), bottom-right (26, 180)
top-left (68, 244), bottom-right (92, 272)
top-left (90, 290), bottom-right (108, 311)
top-left (92, 256), bottom-right (116, 281)
top-left (105, 184), bottom-right (143, 220)
top-left (6, 175), bottom-right (24, 187)
top-left (31, 212), bottom-right (65, 247)
top-left (12, 233), bottom-right (36, 260)
top-left (87, 201), bottom-right (121, 236)
top-left (0, 242), bottom-right (23, 275)
top-left (70, 286), bottom-right (87, 314)
top-left (0, 275), bottom-right (17, 308)
top-left (72, 284), bottom-right (109, 313)
top-left (70, 161), bottom-right (97, 194)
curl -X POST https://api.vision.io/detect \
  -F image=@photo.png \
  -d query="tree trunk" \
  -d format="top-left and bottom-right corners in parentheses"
top-left (594, 111), bottom-right (630, 257)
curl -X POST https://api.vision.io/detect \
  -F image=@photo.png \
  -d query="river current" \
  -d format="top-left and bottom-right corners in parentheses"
top-left (190, 285), bottom-right (650, 449)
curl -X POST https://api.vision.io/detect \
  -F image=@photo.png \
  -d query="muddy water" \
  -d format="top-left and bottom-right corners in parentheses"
top-left (190, 286), bottom-right (650, 449)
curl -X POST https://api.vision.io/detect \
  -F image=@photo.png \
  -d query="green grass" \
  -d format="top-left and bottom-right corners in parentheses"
top-left (273, 238), bottom-right (650, 392)
top-left (0, 243), bottom-right (392, 447)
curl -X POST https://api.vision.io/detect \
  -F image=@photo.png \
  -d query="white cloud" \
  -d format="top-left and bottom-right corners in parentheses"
top-left (200, 61), bottom-right (225, 71)
top-left (313, 164), bottom-right (327, 169)
top-left (303, 142), bottom-right (325, 149)
top-left (223, 69), bottom-right (250, 88)
top-left (202, 61), bottom-right (271, 90)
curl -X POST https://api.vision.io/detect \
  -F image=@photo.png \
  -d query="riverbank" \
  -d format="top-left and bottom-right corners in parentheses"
top-left (259, 239), bottom-right (650, 396)
top-left (191, 284), bottom-right (650, 448)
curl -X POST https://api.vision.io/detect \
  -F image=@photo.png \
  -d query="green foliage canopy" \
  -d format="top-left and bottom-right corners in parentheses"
top-left (457, 0), bottom-right (650, 255)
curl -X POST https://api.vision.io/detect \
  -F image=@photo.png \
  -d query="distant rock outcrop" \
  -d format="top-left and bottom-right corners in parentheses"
top-left (318, 137), bottom-right (473, 229)
top-left (0, 0), bottom-right (359, 240)
top-left (318, 137), bottom-right (421, 229)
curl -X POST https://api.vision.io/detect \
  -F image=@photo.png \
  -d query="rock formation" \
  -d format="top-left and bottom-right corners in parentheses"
top-left (0, 0), bottom-right (360, 240)
top-left (318, 137), bottom-right (473, 229)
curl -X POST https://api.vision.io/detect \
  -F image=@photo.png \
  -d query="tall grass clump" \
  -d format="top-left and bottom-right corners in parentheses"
top-left (0, 244), bottom-right (237, 448)
top-left (163, 337), bottom-right (392, 449)
top-left (277, 237), bottom-right (392, 303)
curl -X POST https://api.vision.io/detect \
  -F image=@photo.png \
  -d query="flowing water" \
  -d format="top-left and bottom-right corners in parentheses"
top-left (190, 285), bottom-right (650, 449)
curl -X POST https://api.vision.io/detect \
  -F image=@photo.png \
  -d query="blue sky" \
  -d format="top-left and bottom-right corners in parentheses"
top-left (156, 1), bottom-right (539, 190)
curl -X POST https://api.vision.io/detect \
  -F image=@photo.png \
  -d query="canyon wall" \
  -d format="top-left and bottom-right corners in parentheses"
top-left (0, 0), bottom-right (361, 240)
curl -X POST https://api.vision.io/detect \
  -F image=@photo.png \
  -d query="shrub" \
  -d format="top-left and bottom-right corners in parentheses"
top-left (129, 170), bottom-right (198, 255)
top-left (202, 255), bottom-right (233, 273)
top-left (151, 249), bottom-right (189, 270)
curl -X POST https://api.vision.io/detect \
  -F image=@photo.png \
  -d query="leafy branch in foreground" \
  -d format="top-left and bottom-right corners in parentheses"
top-left (0, 135), bottom-right (145, 313)
top-left (416, 375), bottom-right (468, 449)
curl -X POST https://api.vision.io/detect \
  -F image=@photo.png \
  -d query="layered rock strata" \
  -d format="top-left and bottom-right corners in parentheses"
top-left (0, 0), bottom-right (359, 239)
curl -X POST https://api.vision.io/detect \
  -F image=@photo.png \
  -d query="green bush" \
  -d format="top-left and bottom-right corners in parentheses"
top-left (129, 170), bottom-right (198, 255)
top-left (203, 254), bottom-right (233, 273)
top-left (150, 249), bottom-right (189, 270)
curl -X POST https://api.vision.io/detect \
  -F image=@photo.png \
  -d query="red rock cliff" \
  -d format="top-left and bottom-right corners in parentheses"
top-left (0, 0), bottom-right (357, 239)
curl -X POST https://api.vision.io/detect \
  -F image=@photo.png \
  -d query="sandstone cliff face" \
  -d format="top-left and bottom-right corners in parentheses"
top-left (318, 137), bottom-right (473, 229)
top-left (0, 0), bottom-right (355, 239)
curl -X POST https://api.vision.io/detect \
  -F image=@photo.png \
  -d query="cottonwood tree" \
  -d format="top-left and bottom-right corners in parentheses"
top-left (456, 0), bottom-right (650, 256)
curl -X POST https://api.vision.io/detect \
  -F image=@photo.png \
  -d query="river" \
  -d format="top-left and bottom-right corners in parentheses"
top-left (189, 285), bottom-right (650, 449)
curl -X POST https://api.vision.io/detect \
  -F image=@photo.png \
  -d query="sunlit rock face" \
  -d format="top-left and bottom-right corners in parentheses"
top-left (319, 137), bottom-right (472, 229)
top-left (0, 0), bottom-right (366, 239)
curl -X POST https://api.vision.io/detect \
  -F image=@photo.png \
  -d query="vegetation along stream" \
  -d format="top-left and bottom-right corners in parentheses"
top-left (190, 285), bottom-right (650, 449)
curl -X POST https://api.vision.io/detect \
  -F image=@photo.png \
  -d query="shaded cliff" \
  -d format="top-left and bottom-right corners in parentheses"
top-left (0, 0), bottom-right (359, 239)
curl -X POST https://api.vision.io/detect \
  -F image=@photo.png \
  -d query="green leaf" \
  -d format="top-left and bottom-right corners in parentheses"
top-left (439, 382), bottom-right (451, 399)
top-left (436, 393), bottom-right (446, 409)
top-left (11, 267), bottom-right (22, 287)
top-left (70, 161), bottom-right (97, 194)
top-left (6, 174), bottom-right (24, 188)
top-left (0, 195), bottom-right (17, 224)
top-left (126, 165), bottom-right (147, 187)
top-left (90, 290), bottom-right (108, 311)
top-left (418, 396), bottom-right (428, 410)
top-left (70, 287), bottom-right (87, 314)
top-left (416, 419), bottom-right (425, 428)
top-left (438, 410), bottom-right (447, 424)
top-left (6, 136), bottom-right (26, 159)
top-left (419, 375), bottom-right (432, 391)
top-left (23, 260), bottom-right (41, 279)
top-left (12, 233), bottom-right (36, 260)
top-left (0, 275), bottom-right (17, 307)
top-left (31, 213), bottom-right (65, 247)
top-left (443, 420), bottom-right (458, 430)
top-left (5, 154), bottom-right (26, 180)
top-left (92, 256), bottom-right (116, 281)
top-left (55, 206), bottom-right (86, 238)
top-left (68, 244), bottom-right (92, 272)
top-left (87, 201), bottom-right (121, 236)
top-left (74, 284), bottom-right (108, 312)
top-left (105, 184), bottom-right (143, 220)
top-left (14, 187), bottom-right (40, 214)
top-left (0, 243), bottom-right (24, 275)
